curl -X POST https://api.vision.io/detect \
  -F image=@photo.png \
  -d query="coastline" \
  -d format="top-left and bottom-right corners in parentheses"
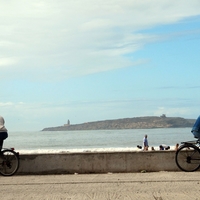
top-left (42, 116), bottom-right (195, 131)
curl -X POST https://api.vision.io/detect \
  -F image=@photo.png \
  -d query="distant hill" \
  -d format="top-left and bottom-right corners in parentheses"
top-left (42, 116), bottom-right (196, 131)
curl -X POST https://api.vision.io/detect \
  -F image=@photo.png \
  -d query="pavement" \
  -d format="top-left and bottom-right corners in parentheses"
top-left (1, 171), bottom-right (200, 200)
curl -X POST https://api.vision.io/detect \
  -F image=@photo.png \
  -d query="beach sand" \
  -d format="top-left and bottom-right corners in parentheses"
top-left (0, 171), bottom-right (199, 199)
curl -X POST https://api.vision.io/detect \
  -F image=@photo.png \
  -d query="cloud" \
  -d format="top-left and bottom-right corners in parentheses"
top-left (0, 0), bottom-right (200, 81)
top-left (0, 102), bottom-right (14, 107)
top-left (157, 85), bottom-right (200, 90)
top-left (0, 57), bottom-right (18, 67)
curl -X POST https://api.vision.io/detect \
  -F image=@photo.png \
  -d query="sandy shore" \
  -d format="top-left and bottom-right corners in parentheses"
top-left (0, 171), bottom-right (200, 199)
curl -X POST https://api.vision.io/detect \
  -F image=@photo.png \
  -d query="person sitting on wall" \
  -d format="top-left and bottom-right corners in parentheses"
top-left (159, 145), bottom-right (170, 150)
top-left (159, 145), bottom-right (164, 150)
top-left (164, 146), bottom-right (170, 150)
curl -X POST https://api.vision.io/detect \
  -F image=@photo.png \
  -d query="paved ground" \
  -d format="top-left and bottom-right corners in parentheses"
top-left (1, 171), bottom-right (200, 199)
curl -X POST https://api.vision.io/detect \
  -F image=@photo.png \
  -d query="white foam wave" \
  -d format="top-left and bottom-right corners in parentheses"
top-left (15, 146), bottom-right (165, 154)
top-left (16, 147), bottom-right (138, 154)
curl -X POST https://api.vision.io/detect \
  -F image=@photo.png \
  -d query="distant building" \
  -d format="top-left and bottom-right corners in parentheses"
top-left (160, 114), bottom-right (166, 118)
top-left (64, 119), bottom-right (70, 126)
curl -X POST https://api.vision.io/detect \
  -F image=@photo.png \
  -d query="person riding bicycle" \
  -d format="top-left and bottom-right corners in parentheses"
top-left (0, 116), bottom-right (8, 151)
top-left (191, 115), bottom-right (200, 139)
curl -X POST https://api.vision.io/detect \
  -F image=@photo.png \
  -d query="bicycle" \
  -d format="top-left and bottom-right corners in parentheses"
top-left (175, 116), bottom-right (200, 172)
top-left (0, 147), bottom-right (19, 176)
top-left (175, 140), bottom-right (200, 172)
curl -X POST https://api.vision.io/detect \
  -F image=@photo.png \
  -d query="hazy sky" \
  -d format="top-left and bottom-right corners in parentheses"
top-left (1, 0), bottom-right (200, 131)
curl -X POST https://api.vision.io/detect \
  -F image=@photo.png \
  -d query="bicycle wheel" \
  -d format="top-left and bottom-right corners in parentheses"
top-left (175, 144), bottom-right (200, 172)
top-left (0, 149), bottom-right (19, 176)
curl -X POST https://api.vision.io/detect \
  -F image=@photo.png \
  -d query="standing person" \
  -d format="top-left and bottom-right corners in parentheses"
top-left (0, 116), bottom-right (8, 151)
top-left (143, 134), bottom-right (148, 151)
top-left (174, 143), bottom-right (179, 151)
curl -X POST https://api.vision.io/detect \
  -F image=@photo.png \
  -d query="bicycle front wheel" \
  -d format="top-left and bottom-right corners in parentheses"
top-left (175, 144), bottom-right (200, 172)
top-left (0, 149), bottom-right (19, 176)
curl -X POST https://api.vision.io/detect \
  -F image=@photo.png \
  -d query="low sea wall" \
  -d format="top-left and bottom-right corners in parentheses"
top-left (17, 150), bottom-right (180, 175)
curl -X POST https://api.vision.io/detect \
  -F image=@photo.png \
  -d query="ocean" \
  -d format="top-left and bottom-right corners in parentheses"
top-left (3, 128), bottom-right (195, 154)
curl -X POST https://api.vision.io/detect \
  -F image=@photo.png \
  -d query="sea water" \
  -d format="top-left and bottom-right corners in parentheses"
top-left (3, 128), bottom-right (194, 154)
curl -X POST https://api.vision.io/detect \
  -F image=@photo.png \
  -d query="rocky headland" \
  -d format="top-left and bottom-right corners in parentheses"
top-left (42, 116), bottom-right (196, 131)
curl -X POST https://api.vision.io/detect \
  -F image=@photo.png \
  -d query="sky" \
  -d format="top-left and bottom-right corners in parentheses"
top-left (1, 0), bottom-right (200, 131)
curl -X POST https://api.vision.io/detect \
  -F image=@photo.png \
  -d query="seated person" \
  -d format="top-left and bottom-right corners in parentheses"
top-left (159, 145), bottom-right (164, 150)
top-left (159, 145), bottom-right (170, 150)
top-left (151, 146), bottom-right (155, 151)
top-left (137, 145), bottom-right (142, 149)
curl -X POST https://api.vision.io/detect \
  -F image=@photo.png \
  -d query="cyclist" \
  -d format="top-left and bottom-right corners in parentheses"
top-left (0, 116), bottom-right (8, 151)
top-left (191, 115), bottom-right (200, 138)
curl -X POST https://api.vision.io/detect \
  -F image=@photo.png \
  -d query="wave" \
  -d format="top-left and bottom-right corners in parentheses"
top-left (15, 146), bottom-right (168, 154)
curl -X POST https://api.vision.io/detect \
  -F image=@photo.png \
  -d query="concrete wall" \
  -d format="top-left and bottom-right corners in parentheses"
top-left (17, 151), bottom-right (180, 175)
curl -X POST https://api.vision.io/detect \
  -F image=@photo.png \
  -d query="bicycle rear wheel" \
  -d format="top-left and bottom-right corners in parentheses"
top-left (175, 144), bottom-right (200, 172)
top-left (0, 149), bottom-right (19, 176)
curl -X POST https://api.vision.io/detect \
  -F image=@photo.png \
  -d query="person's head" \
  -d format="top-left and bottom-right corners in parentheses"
top-left (144, 134), bottom-right (147, 138)
top-left (0, 116), bottom-right (5, 129)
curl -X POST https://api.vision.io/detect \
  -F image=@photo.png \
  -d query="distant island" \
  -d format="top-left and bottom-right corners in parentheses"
top-left (42, 115), bottom-right (196, 131)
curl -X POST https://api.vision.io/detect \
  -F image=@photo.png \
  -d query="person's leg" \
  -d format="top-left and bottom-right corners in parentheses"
top-left (0, 139), bottom-right (3, 152)
top-left (0, 132), bottom-right (8, 151)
